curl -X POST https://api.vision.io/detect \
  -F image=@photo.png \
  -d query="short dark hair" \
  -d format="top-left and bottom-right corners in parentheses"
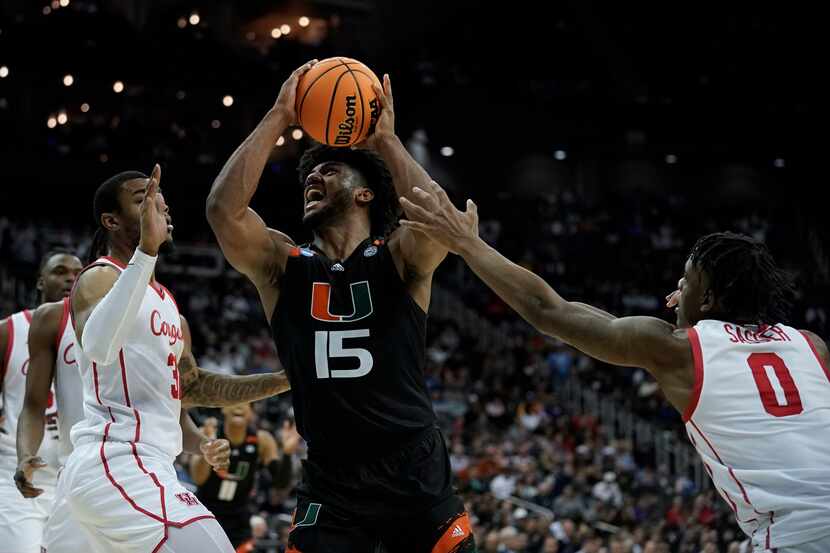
top-left (689, 231), bottom-right (796, 325)
top-left (297, 144), bottom-right (399, 238)
top-left (87, 170), bottom-right (147, 263)
top-left (39, 249), bottom-right (78, 274)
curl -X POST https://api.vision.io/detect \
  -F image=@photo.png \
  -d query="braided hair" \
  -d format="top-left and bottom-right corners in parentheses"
top-left (689, 231), bottom-right (796, 325)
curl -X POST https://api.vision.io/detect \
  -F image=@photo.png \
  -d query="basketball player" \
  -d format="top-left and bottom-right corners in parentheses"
top-left (206, 62), bottom-right (476, 552)
top-left (57, 165), bottom-right (293, 553)
top-left (14, 286), bottom-right (238, 549)
top-left (399, 180), bottom-right (830, 553)
top-left (190, 403), bottom-right (296, 548)
top-left (0, 251), bottom-right (81, 553)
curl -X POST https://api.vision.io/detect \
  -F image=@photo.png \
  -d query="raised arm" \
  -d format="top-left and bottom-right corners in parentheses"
top-left (399, 183), bottom-right (694, 398)
top-left (178, 317), bottom-right (290, 408)
top-left (206, 62), bottom-right (316, 315)
top-left (72, 165), bottom-right (168, 364)
top-left (14, 302), bottom-right (61, 498)
top-left (360, 75), bottom-right (448, 304)
top-left (0, 316), bottom-right (8, 396)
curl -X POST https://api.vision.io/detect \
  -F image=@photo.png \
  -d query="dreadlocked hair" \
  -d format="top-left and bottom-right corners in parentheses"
top-left (297, 144), bottom-right (400, 238)
top-left (689, 231), bottom-right (796, 326)
top-left (86, 170), bottom-right (147, 264)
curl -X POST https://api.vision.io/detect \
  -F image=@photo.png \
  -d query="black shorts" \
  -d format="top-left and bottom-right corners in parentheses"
top-left (287, 426), bottom-right (475, 553)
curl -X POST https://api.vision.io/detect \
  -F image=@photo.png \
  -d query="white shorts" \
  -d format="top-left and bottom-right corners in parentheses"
top-left (61, 439), bottom-right (217, 553)
top-left (42, 476), bottom-right (91, 553)
top-left (0, 466), bottom-right (55, 553)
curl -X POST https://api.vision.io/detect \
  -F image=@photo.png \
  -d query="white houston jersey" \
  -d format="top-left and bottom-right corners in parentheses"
top-left (54, 297), bottom-right (84, 467)
top-left (70, 256), bottom-right (185, 460)
top-left (0, 310), bottom-right (60, 484)
top-left (684, 319), bottom-right (830, 549)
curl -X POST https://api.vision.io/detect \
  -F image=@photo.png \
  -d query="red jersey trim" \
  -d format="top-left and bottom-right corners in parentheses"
top-left (160, 285), bottom-right (178, 311)
top-left (69, 258), bottom-right (124, 332)
top-left (23, 309), bottom-right (32, 323)
top-left (682, 327), bottom-right (704, 422)
top-left (102, 255), bottom-right (127, 269)
top-left (2, 316), bottom-right (13, 382)
top-left (118, 350), bottom-right (132, 407)
top-left (56, 298), bottom-right (71, 351)
top-left (799, 331), bottom-right (830, 383)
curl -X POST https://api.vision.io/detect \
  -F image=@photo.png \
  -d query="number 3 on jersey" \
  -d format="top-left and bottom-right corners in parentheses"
top-left (315, 330), bottom-right (373, 379)
top-left (168, 352), bottom-right (181, 399)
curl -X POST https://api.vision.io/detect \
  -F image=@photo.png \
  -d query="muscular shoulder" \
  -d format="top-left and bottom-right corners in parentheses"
top-left (30, 301), bottom-right (65, 337)
top-left (800, 329), bottom-right (830, 366)
top-left (72, 265), bottom-right (120, 308)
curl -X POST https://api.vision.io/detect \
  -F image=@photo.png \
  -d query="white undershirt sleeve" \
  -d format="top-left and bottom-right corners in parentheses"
top-left (80, 248), bottom-right (157, 365)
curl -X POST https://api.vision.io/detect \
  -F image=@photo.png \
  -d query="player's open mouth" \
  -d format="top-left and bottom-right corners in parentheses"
top-left (305, 185), bottom-right (326, 211)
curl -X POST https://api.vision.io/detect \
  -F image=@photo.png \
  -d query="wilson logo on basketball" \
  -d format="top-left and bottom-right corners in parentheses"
top-left (151, 309), bottom-right (183, 346)
top-left (368, 98), bottom-right (380, 134)
top-left (334, 95), bottom-right (357, 145)
top-left (310, 281), bottom-right (373, 322)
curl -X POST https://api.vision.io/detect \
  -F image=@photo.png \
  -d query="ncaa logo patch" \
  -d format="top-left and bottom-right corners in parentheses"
top-left (363, 245), bottom-right (377, 257)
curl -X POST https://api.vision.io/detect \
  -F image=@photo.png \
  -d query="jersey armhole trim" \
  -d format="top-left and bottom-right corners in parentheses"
top-left (799, 330), bottom-right (830, 383)
top-left (2, 316), bottom-right (13, 382)
top-left (56, 298), bottom-right (71, 351)
top-left (683, 327), bottom-right (704, 422)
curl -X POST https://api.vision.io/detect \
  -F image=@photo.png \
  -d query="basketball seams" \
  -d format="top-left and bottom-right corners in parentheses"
top-left (341, 63), bottom-right (367, 144)
top-left (297, 60), bottom-right (344, 129)
top-left (298, 58), bottom-right (381, 146)
top-left (324, 66), bottom-right (351, 146)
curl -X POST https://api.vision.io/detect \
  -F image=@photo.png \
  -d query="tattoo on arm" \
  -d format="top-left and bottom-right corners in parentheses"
top-left (178, 352), bottom-right (290, 407)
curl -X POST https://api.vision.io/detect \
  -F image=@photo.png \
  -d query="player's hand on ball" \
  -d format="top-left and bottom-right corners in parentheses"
top-left (200, 437), bottom-right (231, 473)
top-left (274, 60), bottom-right (318, 123)
top-left (357, 73), bottom-right (395, 150)
top-left (400, 180), bottom-right (480, 255)
top-left (138, 164), bottom-right (168, 257)
top-left (14, 455), bottom-right (47, 498)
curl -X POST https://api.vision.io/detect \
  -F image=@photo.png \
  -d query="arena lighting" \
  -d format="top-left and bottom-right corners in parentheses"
top-left (246, 31), bottom-right (256, 41)
top-left (189, 13), bottom-right (200, 25)
top-left (177, 18), bottom-right (187, 29)
top-left (271, 28), bottom-right (282, 39)
top-left (57, 111), bottom-right (68, 125)
top-left (280, 24), bottom-right (291, 35)
top-left (211, 119), bottom-right (221, 129)
top-left (80, 102), bottom-right (90, 112)
top-left (276, 136), bottom-right (286, 146)
top-left (665, 154), bottom-right (678, 164)
top-left (113, 81), bottom-right (124, 93)
top-left (0, 66), bottom-right (8, 78)
top-left (222, 95), bottom-right (234, 107)
top-left (440, 146), bottom-right (454, 157)
top-left (59, 0), bottom-right (69, 6)
top-left (292, 129), bottom-right (303, 140)
top-left (63, 74), bottom-right (74, 86)
top-left (51, 0), bottom-right (59, 9)
top-left (43, 6), bottom-right (51, 15)
top-left (47, 115), bottom-right (57, 128)
top-left (176, 90), bottom-right (186, 100)
top-left (299, 16), bottom-right (310, 27)
top-left (774, 158), bottom-right (785, 168)
top-left (554, 149), bottom-right (567, 160)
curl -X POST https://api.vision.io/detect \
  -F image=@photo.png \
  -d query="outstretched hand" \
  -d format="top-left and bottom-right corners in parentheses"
top-left (399, 180), bottom-right (480, 255)
top-left (138, 164), bottom-right (168, 257)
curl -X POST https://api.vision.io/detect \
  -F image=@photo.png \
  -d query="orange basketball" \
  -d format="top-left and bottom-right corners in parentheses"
top-left (295, 57), bottom-right (383, 147)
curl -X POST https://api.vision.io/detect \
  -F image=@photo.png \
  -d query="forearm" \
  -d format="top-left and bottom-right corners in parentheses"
top-left (179, 410), bottom-right (207, 455)
top-left (374, 134), bottom-right (433, 199)
top-left (16, 404), bottom-right (45, 462)
top-left (81, 250), bottom-right (156, 364)
top-left (459, 237), bottom-right (569, 334)
top-left (189, 454), bottom-right (212, 486)
top-left (182, 369), bottom-right (291, 407)
top-left (207, 108), bottom-right (290, 218)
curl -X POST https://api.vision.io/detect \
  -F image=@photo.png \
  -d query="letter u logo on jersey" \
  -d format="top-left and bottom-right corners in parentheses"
top-left (310, 281), bottom-right (373, 322)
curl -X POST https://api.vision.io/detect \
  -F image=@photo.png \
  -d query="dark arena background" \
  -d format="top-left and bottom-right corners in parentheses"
top-left (0, 1), bottom-right (826, 552)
